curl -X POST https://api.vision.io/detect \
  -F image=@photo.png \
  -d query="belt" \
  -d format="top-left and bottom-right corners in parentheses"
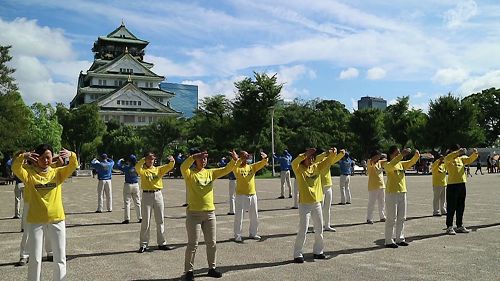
top-left (143, 189), bottom-right (161, 193)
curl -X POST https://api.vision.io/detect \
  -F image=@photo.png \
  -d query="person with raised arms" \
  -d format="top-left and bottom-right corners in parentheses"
top-left (116, 154), bottom-right (142, 224)
top-left (431, 153), bottom-right (447, 217)
top-left (366, 150), bottom-right (387, 224)
top-left (273, 150), bottom-right (293, 199)
top-left (181, 149), bottom-right (238, 281)
top-left (91, 153), bottom-right (114, 213)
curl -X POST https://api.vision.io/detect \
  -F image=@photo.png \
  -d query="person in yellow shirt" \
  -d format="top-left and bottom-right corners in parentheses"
top-left (292, 147), bottom-right (343, 263)
top-left (12, 144), bottom-right (77, 281)
top-left (135, 152), bottom-right (175, 253)
top-left (383, 146), bottom-right (419, 248)
top-left (366, 150), bottom-right (387, 224)
top-left (232, 151), bottom-right (268, 242)
top-left (181, 148), bottom-right (238, 281)
top-left (444, 145), bottom-right (478, 235)
top-left (431, 154), bottom-right (447, 217)
top-left (315, 149), bottom-right (345, 232)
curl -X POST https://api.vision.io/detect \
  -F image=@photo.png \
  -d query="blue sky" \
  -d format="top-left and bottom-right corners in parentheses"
top-left (1, 0), bottom-right (500, 111)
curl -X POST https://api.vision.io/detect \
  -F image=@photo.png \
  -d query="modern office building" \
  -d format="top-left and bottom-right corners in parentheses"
top-left (357, 96), bottom-right (387, 110)
top-left (71, 22), bottom-right (180, 125)
top-left (159, 82), bottom-right (198, 118)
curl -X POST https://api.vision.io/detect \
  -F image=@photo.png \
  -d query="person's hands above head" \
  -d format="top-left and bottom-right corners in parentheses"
top-left (193, 151), bottom-right (209, 160)
top-left (459, 148), bottom-right (467, 155)
top-left (167, 155), bottom-right (175, 162)
top-left (23, 151), bottom-right (39, 164)
top-left (229, 149), bottom-right (238, 161)
top-left (260, 151), bottom-right (268, 159)
top-left (327, 147), bottom-right (337, 154)
top-left (414, 149), bottom-right (420, 156)
top-left (402, 148), bottom-right (412, 157)
top-left (472, 148), bottom-right (478, 154)
top-left (58, 148), bottom-right (70, 159)
top-left (305, 148), bottom-right (317, 158)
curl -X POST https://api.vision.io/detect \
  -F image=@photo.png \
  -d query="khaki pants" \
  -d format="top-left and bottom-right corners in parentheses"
top-left (432, 186), bottom-right (446, 215)
top-left (184, 210), bottom-right (216, 273)
top-left (322, 186), bottom-right (333, 227)
top-left (339, 175), bottom-right (352, 204)
top-left (123, 183), bottom-right (141, 221)
top-left (14, 182), bottom-right (24, 217)
top-left (97, 179), bottom-right (112, 212)
top-left (228, 180), bottom-right (236, 213)
top-left (140, 191), bottom-right (166, 247)
top-left (367, 188), bottom-right (386, 221)
top-left (280, 170), bottom-right (292, 197)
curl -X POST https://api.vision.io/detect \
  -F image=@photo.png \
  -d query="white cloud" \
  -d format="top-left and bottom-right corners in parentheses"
top-left (146, 55), bottom-right (207, 77)
top-left (412, 92), bottom-right (426, 98)
top-left (432, 68), bottom-right (468, 85)
top-left (444, 0), bottom-right (478, 28)
top-left (458, 70), bottom-right (500, 95)
top-left (181, 76), bottom-right (246, 101)
top-left (366, 67), bottom-right (386, 80)
top-left (275, 65), bottom-right (316, 100)
top-left (339, 67), bottom-right (359, 79)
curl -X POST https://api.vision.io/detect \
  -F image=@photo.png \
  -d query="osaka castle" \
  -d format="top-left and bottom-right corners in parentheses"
top-left (70, 22), bottom-right (180, 125)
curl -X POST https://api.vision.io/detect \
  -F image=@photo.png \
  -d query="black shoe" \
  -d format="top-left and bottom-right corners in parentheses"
top-left (207, 268), bottom-right (223, 278)
top-left (227, 212), bottom-right (234, 215)
top-left (293, 257), bottom-right (304, 263)
top-left (138, 219), bottom-right (142, 223)
top-left (339, 202), bottom-right (346, 205)
top-left (13, 215), bottom-right (20, 219)
top-left (17, 257), bottom-right (28, 266)
top-left (313, 253), bottom-right (327, 259)
top-left (46, 255), bottom-right (53, 262)
top-left (397, 241), bottom-right (409, 246)
top-left (291, 206), bottom-right (298, 209)
top-left (385, 243), bottom-right (398, 248)
top-left (278, 195), bottom-right (285, 199)
top-left (288, 195), bottom-right (293, 198)
top-left (107, 210), bottom-right (112, 212)
top-left (95, 210), bottom-right (102, 213)
top-left (183, 271), bottom-right (194, 281)
top-left (346, 202), bottom-right (351, 205)
top-left (122, 220), bottom-right (130, 224)
top-left (159, 245), bottom-right (174, 251)
top-left (137, 246), bottom-right (149, 253)
top-left (20, 228), bottom-right (24, 232)
top-left (182, 203), bottom-right (188, 207)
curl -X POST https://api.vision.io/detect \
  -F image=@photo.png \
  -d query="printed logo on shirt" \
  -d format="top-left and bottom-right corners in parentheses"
top-left (196, 178), bottom-right (213, 187)
top-left (147, 174), bottom-right (160, 181)
top-left (34, 182), bottom-right (57, 189)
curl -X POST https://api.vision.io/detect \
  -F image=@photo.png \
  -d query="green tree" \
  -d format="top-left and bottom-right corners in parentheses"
top-left (462, 88), bottom-right (500, 146)
top-left (0, 45), bottom-right (18, 95)
top-left (98, 123), bottom-right (142, 160)
top-left (406, 109), bottom-right (428, 149)
top-left (384, 96), bottom-right (411, 147)
top-left (142, 116), bottom-right (184, 163)
top-left (350, 109), bottom-right (386, 158)
top-left (24, 103), bottom-right (63, 151)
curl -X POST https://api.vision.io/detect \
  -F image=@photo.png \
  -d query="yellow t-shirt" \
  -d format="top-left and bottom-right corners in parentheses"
top-left (233, 158), bottom-right (268, 195)
top-left (431, 160), bottom-right (447, 187)
top-left (12, 152), bottom-right (78, 224)
top-left (383, 153), bottom-right (419, 193)
top-left (444, 150), bottom-right (478, 184)
top-left (181, 156), bottom-right (237, 211)
top-left (368, 160), bottom-right (386, 191)
top-left (292, 152), bottom-right (339, 204)
top-left (315, 151), bottom-right (345, 188)
top-left (135, 158), bottom-right (174, 190)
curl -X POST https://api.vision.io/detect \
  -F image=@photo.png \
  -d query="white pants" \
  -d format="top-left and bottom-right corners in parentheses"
top-left (385, 192), bottom-right (407, 244)
top-left (280, 170), bottom-right (292, 197)
top-left (367, 189), bottom-right (386, 221)
top-left (123, 183), bottom-right (141, 221)
top-left (234, 194), bottom-right (258, 237)
top-left (339, 175), bottom-right (352, 204)
top-left (294, 202), bottom-right (324, 258)
top-left (97, 179), bottom-right (112, 212)
top-left (322, 186), bottom-right (333, 227)
top-left (293, 179), bottom-right (299, 208)
top-left (27, 221), bottom-right (66, 281)
top-left (20, 204), bottom-right (52, 259)
top-left (433, 186), bottom-right (447, 214)
top-left (228, 180), bottom-right (236, 213)
top-left (140, 191), bottom-right (166, 247)
top-left (14, 182), bottom-right (24, 217)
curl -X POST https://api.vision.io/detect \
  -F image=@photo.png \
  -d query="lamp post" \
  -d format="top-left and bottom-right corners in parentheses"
top-left (270, 106), bottom-right (276, 177)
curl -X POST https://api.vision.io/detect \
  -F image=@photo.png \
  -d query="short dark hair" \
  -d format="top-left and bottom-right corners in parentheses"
top-left (189, 148), bottom-right (200, 155)
top-left (143, 151), bottom-right (155, 157)
top-left (387, 145), bottom-right (399, 160)
top-left (450, 144), bottom-right (461, 151)
top-left (35, 144), bottom-right (54, 156)
top-left (370, 150), bottom-right (381, 158)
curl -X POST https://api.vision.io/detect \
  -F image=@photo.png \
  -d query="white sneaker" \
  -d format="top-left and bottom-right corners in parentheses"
top-left (324, 226), bottom-right (336, 232)
top-left (235, 235), bottom-right (243, 242)
top-left (456, 226), bottom-right (470, 233)
top-left (446, 226), bottom-right (456, 235)
top-left (249, 235), bottom-right (261, 240)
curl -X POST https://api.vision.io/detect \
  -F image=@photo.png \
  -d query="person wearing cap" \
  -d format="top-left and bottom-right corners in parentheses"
top-left (431, 154), bottom-right (447, 217)
top-left (91, 153), bottom-right (115, 213)
top-left (292, 147), bottom-right (342, 263)
top-left (218, 156), bottom-right (236, 215)
top-left (233, 151), bottom-right (268, 242)
top-left (338, 153), bottom-right (354, 205)
top-left (181, 148), bottom-right (238, 281)
top-left (116, 155), bottom-right (142, 224)
top-left (273, 150), bottom-right (293, 199)
top-left (315, 149), bottom-right (345, 232)
top-left (443, 145), bottom-right (478, 235)
top-left (135, 152), bottom-right (175, 253)
top-left (383, 146), bottom-right (420, 248)
top-left (366, 150), bottom-right (387, 224)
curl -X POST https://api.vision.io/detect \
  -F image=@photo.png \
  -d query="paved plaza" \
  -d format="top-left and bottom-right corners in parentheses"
top-left (0, 173), bottom-right (499, 281)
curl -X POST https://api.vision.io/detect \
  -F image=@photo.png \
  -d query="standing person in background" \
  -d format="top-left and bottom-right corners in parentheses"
top-left (338, 153), bottom-right (354, 205)
top-left (383, 146), bottom-right (420, 248)
top-left (233, 151), bottom-right (268, 242)
top-left (116, 155), bottom-right (142, 224)
top-left (366, 150), bottom-right (387, 224)
top-left (431, 154), bottom-right (447, 217)
top-left (181, 149), bottom-right (238, 281)
top-left (218, 156), bottom-right (236, 215)
top-left (12, 144), bottom-right (78, 281)
top-left (135, 152), bottom-right (175, 253)
top-left (7, 157), bottom-right (23, 219)
top-left (273, 150), bottom-right (293, 199)
top-left (444, 145), bottom-right (478, 235)
top-left (474, 155), bottom-right (483, 175)
top-left (91, 153), bottom-right (114, 213)
top-left (315, 149), bottom-right (345, 232)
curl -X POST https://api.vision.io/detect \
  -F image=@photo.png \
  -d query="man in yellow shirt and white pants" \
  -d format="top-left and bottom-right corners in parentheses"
top-left (366, 150), bottom-right (387, 224)
top-left (431, 154), bottom-right (447, 216)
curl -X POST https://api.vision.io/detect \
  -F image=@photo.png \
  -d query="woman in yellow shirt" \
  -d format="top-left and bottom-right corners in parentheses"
top-left (181, 149), bottom-right (238, 281)
top-left (366, 150), bottom-right (387, 224)
top-left (383, 146), bottom-right (419, 248)
top-left (431, 154), bottom-right (447, 216)
top-left (12, 144), bottom-right (77, 281)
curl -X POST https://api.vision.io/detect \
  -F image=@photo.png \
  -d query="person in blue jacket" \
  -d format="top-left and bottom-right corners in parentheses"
top-left (91, 153), bottom-right (114, 213)
top-left (338, 153), bottom-right (354, 204)
top-left (273, 150), bottom-right (293, 199)
top-left (116, 155), bottom-right (142, 224)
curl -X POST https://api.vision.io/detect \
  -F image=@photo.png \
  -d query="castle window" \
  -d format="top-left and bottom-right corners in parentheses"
top-left (117, 100), bottom-right (120, 105)
top-left (114, 80), bottom-right (118, 86)
top-left (138, 101), bottom-right (141, 106)
top-left (133, 101), bottom-right (137, 106)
